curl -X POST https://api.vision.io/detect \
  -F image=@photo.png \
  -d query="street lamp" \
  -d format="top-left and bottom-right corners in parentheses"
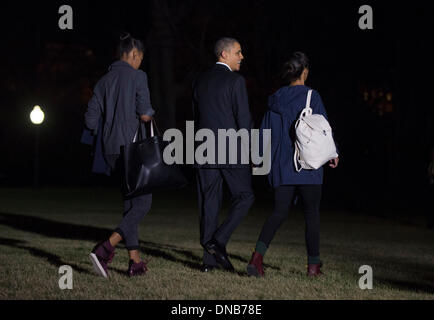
top-left (30, 105), bottom-right (45, 188)
top-left (30, 105), bottom-right (45, 125)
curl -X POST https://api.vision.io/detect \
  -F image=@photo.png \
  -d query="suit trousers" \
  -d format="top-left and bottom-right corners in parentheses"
top-left (196, 167), bottom-right (255, 265)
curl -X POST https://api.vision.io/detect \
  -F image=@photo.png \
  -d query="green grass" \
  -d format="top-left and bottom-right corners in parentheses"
top-left (0, 187), bottom-right (433, 300)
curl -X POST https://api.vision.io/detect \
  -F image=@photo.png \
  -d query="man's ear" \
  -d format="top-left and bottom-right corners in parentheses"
top-left (220, 50), bottom-right (227, 60)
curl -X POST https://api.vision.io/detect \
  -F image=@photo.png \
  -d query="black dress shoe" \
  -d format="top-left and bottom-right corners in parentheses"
top-left (200, 264), bottom-right (216, 272)
top-left (204, 240), bottom-right (235, 272)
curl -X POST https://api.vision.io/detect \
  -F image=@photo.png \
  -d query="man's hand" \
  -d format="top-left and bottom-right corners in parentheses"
top-left (329, 157), bottom-right (339, 168)
top-left (140, 114), bottom-right (153, 122)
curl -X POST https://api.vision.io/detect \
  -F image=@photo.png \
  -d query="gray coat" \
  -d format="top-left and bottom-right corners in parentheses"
top-left (84, 60), bottom-right (155, 157)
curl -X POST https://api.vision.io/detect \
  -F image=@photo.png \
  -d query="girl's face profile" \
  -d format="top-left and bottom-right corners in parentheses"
top-left (122, 48), bottom-right (143, 70)
top-left (131, 49), bottom-right (144, 70)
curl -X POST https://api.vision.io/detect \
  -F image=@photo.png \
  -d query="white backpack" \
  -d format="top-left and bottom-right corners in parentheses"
top-left (293, 89), bottom-right (338, 172)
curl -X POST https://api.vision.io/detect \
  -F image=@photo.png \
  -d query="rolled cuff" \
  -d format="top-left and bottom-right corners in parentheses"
top-left (138, 108), bottom-right (155, 117)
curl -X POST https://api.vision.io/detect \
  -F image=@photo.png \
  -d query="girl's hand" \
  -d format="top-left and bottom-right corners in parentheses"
top-left (329, 157), bottom-right (339, 168)
top-left (140, 115), bottom-right (153, 122)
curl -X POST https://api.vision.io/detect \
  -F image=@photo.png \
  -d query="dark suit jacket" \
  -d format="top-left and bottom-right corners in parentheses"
top-left (84, 61), bottom-right (155, 159)
top-left (192, 64), bottom-right (253, 168)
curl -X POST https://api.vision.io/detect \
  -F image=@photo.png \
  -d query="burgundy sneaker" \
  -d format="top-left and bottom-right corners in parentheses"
top-left (307, 262), bottom-right (324, 277)
top-left (246, 252), bottom-right (264, 277)
top-left (127, 259), bottom-right (149, 277)
top-left (89, 240), bottom-right (116, 278)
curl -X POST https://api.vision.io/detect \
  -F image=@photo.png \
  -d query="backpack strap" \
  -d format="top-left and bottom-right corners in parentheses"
top-left (300, 89), bottom-right (313, 117)
top-left (294, 144), bottom-right (303, 172)
top-left (306, 89), bottom-right (313, 108)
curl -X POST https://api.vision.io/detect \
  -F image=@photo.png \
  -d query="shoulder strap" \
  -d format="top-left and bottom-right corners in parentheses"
top-left (306, 89), bottom-right (313, 108)
top-left (299, 89), bottom-right (313, 118)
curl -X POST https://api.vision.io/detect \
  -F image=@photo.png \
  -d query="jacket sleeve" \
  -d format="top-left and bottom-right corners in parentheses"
top-left (84, 81), bottom-right (103, 135)
top-left (232, 76), bottom-right (253, 130)
top-left (135, 71), bottom-right (155, 117)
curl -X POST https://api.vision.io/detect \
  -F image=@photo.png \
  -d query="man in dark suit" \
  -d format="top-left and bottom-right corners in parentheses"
top-left (193, 37), bottom-right (255, 272)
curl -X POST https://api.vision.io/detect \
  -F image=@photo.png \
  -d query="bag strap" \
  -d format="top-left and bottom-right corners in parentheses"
top-left (306, 89), bottom-right (312, 108)
top-left (300, 89), bottom-right (313, 118)
top-left (151, 118), bottom-right (162, 136)
top-left (133, 118), bottom-right (161, 142)
top-left (294, 144), bottom-right (302, 172)
top-left (133, 122), bottom-right (142, 143)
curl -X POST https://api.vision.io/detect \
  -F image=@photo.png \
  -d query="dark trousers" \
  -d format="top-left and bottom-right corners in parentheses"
top-left (258, 185), bottom-right (322, 257)
top-left (107, 154), bottom-right (153, 251)
top-left (196, 168), bottom-right (255, 266)
top-left (115, 193), bottom-right (152, 250)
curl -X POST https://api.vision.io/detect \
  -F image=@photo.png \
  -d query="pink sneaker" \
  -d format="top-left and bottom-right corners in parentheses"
top-left (89, 240), bottom-right (116, 278)
top-left (127, 259), bottom-right (149, 277)
top-left (247, 252), bottom-right (265, 277)
top-left (307, 261), bottom-right (324, 277)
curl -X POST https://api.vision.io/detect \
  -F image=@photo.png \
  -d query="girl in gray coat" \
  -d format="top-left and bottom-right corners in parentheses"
top-left (85, 34), bottom-right (155, 278)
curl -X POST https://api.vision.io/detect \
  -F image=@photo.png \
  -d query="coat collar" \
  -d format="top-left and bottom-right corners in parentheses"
top-left (215, 62), bottom-right (232, 71)
top-left (108, 60), bottom-right (135, 71)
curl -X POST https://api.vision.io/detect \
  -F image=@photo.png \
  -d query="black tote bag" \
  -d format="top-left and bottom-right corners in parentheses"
top-left (122, 120), bottom-right (188, 198)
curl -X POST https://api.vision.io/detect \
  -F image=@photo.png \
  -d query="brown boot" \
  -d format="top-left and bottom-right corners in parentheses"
top-left (247, 252), bottom-right (265, 277)
top-left (307, 262), bottom-right (323, 277)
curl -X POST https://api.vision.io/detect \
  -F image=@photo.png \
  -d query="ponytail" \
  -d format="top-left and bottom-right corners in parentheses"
top-left (117, 32), bottom-right (145, 59)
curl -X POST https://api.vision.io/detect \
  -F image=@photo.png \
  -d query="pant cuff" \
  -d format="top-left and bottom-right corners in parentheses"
top-left (114, 227), bottom-right (125, 240)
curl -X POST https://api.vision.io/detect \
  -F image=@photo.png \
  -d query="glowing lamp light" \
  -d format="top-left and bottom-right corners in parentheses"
top-left (30, 105), bottom-right (45, 125)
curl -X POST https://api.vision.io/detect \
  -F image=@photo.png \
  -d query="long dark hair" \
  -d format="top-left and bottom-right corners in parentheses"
top-left (117, 32), bottom-right (145, 59)
top-left (280, 52), bottom-right (310, 84)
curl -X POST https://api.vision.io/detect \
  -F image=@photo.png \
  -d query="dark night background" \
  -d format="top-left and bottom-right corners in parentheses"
top-left (0, 1), bottom-right (433, 217)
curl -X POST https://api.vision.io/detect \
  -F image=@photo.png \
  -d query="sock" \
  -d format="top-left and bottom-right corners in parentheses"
top-left (254, 241), bottom-right (268, 257)
top-left (308, 255), bottom-right (320, 265)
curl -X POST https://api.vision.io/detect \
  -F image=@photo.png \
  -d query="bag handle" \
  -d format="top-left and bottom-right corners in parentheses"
top-left (133, 118), bottom-right (161, 142)
top-left (151, 118), bottom-right (162, 136)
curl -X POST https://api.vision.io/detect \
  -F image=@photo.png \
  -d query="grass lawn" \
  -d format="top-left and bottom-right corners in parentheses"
top-left (0, 186), bottom-right (433, 300)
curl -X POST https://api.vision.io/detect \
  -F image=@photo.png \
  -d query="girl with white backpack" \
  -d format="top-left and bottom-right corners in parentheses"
top-left (247, 52), bottom-right (339, 277)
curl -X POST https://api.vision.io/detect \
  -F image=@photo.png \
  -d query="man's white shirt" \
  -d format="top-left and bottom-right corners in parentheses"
top-left (216, 62), bottom-right (232, 72)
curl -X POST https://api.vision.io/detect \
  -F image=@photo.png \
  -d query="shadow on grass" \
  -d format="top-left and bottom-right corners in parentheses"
top-left (0, 212), bottom-right (270, 274)
top-left (0, 237), bottom-right (91, 274)
top-left (328, 247), bottom-right (434, 295)
top-left (375, 277), bottom-right (434, 295)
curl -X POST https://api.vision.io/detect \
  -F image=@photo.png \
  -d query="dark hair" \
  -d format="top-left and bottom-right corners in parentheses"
top-left (281, 52), bottom-right (310, 83)
top-left (117, 33), bottom-right (145, 59)
top-left (214, 37), bottom-right (239, 59)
